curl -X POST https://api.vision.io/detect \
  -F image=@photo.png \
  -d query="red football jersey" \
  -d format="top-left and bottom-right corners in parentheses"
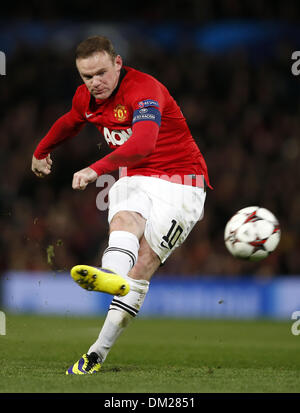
top-left (34, 66), bottom-right (210, 188)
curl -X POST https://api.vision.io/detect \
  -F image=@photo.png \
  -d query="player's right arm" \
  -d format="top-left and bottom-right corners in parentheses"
top-left (32, 86), bottom-right (87, 178)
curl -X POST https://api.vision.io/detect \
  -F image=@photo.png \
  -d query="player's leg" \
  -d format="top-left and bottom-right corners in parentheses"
top-left (66, 178), bottom-right (153, 374)
top-left (105, 209), bottom-right (160, 281)
top-left (66, 226), bottom-right (160, 375)
top-left (127, 234), bottom-right (161, 282)
top-left (70, 210), bottom-right (145, 295)
top-left (84, 234), bottom-right (160, 365)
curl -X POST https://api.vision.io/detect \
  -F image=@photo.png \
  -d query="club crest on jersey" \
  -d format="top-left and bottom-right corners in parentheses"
top-left (113, 104), bottom-right (128, 122)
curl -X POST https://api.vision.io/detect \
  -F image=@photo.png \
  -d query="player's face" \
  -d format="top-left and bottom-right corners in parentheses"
top-left (76, 52), bottom-right (122, 100)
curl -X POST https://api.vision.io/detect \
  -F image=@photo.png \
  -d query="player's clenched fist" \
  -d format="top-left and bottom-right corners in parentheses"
top-left (31, 154), bottom-right (52, 178)
top-left (72, 167), bottom-right (98, 190)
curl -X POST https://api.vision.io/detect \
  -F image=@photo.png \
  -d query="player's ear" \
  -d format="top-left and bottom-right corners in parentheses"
top-left (115, 55), bottom-right (122, 70)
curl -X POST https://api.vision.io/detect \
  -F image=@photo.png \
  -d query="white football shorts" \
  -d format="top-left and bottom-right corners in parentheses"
top-left (108, 176), bottom-right (206, 263)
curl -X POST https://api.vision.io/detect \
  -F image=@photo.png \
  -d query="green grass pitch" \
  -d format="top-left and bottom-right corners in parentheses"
top-left (0, 314), bottom-right (299, 393)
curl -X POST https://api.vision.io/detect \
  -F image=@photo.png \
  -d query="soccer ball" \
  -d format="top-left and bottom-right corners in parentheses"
top-left (224, 206), bottom-right (281, 261)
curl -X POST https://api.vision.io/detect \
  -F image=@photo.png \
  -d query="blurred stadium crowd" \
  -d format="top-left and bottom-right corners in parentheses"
top-left (1, 3), bottom-right (300, 277)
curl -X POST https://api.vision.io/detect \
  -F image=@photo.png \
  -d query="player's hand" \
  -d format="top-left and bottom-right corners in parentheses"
top-left (31, 154), bottom-right (52, 178)
top-left (72, 167), bottom-right (98, 190)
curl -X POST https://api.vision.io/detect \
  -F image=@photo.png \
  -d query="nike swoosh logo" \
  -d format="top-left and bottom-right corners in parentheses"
top-left (85, 112), bottom-right (93, 118)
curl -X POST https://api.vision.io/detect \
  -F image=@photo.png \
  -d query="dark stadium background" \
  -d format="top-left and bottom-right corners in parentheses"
top-left (1, 0), bottom-right (300, 278)
top-left (2, 2), bottom-right (300, 395)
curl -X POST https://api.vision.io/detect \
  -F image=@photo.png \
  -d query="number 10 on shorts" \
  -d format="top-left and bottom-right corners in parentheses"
top-left (161, 219), bottom-right (183, 249)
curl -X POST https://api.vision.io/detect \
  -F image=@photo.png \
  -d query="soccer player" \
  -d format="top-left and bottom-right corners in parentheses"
top-left (31, 36), bottom-right (211, 374)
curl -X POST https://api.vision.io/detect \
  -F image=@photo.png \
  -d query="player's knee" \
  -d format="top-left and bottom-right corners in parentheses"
top-left (110, 211), bottom-right (145, 238)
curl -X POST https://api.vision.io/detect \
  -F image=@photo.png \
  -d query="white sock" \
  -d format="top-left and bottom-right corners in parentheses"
top-left (88, 277), bottom-right (149, 362)
top-left (101, 231), bottom-right (139, 278)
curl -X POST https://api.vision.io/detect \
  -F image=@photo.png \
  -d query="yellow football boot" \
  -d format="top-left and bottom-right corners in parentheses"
top-left (70, 265), bottom-right (130, 296)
